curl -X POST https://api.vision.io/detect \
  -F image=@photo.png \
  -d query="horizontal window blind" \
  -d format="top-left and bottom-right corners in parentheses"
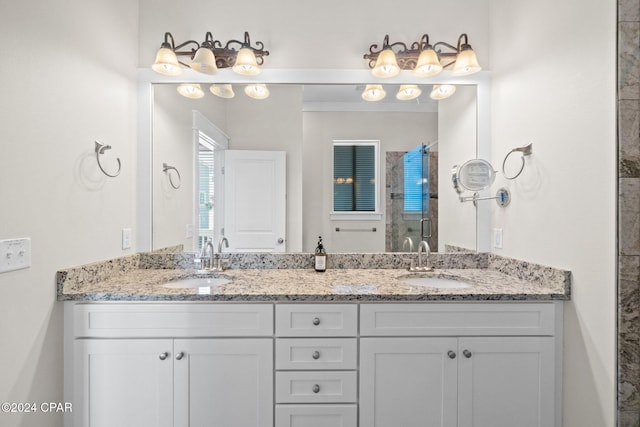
top-left (333, 143), bottom-right (376, 212)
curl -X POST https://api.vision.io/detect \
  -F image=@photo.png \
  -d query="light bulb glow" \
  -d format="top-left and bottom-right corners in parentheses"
top-left (152, 47), bottom-right (182, 76)
top-left (191, 47), bottom-right (218, 75)
top-left (177, 83), bottom-right (205, 99)
top-left (244, 84), bottom-right (270, 99)
top-left (210, 84), bottom-right (235, 99)
top-left (233, 48), bottom-right (260, 75)
top-left (362, 84), bottom-right (386, 102)
top-left (372, 49), bottom-right (400, 78)
top-left (414, 48), bottom-right (443, 77)
top-left (396, 85), bottom-right (422, 101)
top-left (430, 84), bottom-right (456, 100)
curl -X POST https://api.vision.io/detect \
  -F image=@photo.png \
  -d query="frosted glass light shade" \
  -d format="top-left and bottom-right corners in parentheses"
top-left (244, 84), bottom-right (269, 99)
top-left (452, 48), bottom-right (482, 76)
top-left (210, 84), bottom-right (235, 99)
top-left (396, 85), bottom-right (422, 100)
top-left (372, 49), bottom-right (400, 78)
top-left (152, 47), bottom-right (182, 76)
top-left (233, 48), bottom-right (261, 75)
top-left (430, 84), bottom-right (456, 100)
top-left (191, 47), bottom-right (218, 75)
top-left (414, 48), bottom-right (443, 77)
top-left (362, 84), bottom-right (386, 102)
top-left (177, 83), bottom-right (205, 99)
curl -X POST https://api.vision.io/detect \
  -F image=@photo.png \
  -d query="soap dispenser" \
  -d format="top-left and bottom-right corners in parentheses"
top-left (314, 236), bottom-right (327, 272)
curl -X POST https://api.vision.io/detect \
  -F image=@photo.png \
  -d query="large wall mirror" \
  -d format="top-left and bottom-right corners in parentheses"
top-left (139, 70), bottom-right (490, 254)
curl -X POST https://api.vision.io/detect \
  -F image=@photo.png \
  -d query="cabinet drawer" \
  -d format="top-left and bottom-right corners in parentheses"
top-left (275, 304), bottom-right (357, 337)
top-left (276, 404), bottom-right (357, 427)
top-left (276, 338), bottom-right (357, 370)
top-left (360, 303), bottom-right (557, 336)
top-left (73, 303), bottom-right (274, 337)
top-left (276, 371), bottom-right (357, 403)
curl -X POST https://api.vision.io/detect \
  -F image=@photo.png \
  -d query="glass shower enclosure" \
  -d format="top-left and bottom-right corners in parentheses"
top-left (386, 143), bottom-right (438, 252)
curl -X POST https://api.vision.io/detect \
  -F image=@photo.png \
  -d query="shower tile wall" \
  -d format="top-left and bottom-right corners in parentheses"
top-left (619, 0), bottom-right (640, 425)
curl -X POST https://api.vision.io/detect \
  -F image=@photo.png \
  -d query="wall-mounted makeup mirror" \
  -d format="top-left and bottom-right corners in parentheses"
top-left (137, 69), bottom-right (491, 254)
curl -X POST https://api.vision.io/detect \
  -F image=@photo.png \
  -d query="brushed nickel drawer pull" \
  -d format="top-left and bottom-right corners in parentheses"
top-left (312, 350), bottom-right (321, 360)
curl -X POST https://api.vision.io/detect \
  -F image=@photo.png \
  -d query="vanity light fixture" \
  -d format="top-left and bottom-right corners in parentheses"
top-left (361, 84), bottom-right (386, 102)
top-left (244, 84), bottom-right (270, 100)
top-left (152, 31), bottom-right (269, 76)
top-left (364, 33), bottom-right (481, 78)
top-left (396, 85), bottom-right (422, 100)
top-left (430, 84), bottom-right (456, 100)
top-left (210, 84), bottom-right (235, 98)
top-left (177, 83), bottom-right (205, 99)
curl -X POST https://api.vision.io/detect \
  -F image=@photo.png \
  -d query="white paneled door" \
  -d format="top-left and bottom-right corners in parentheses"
top-left (223, 150), bottom-right (286, 252)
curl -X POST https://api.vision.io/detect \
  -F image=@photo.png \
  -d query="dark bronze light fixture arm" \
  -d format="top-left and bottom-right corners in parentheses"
top-left (363, 34), bottom-right (410, 68)
top-left (364, 33), bottom-right (477, 72)
top-left (215, 31), bottom-right (270, 67)
top-left (159, 31), bottom-right (269, 70)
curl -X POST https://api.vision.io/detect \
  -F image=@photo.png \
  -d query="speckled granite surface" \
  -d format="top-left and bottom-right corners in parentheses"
top-left (57, 252), bottom-right (570, 302)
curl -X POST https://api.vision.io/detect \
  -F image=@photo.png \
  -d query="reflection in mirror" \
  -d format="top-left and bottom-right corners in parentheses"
top-left (151, 83), bottom-right (478, 254)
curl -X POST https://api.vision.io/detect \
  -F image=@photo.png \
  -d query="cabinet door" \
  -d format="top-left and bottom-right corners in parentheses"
top-left (173, 338), bottom-right (273, 427)
top-left (360, 337), bottom-right (458, 427)
top-left (457, 337), bottom-right (556, 427)
top-left (74, 339), bottom-right (174, 427)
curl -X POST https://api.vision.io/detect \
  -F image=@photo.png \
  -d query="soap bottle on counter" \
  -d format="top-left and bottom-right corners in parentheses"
top-left (314, 236), bottom-right (327, 272)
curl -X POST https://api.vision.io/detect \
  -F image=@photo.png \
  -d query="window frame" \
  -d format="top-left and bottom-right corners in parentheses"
top-left (331, 139), bottom-right (382, 221)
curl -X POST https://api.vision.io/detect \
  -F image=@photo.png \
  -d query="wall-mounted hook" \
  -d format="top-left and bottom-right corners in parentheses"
top-left (94, 140), bottom-right (121, 178)
top-left (502, 143), bottom-right (532, 180)
top-left (162, 163), bottom-right (181, 189)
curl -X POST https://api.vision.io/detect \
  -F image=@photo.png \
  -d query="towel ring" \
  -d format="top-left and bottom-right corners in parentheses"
top-left (502, 143), bottom-right (532, 180)
top-left (95, 141), bottom-right (121, 178)
top-left (163, 163), bottom-right (181, 189)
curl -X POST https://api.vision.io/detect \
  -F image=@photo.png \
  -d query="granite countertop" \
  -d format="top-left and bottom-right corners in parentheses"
top-left (57, 252), bottom-right (570, 302)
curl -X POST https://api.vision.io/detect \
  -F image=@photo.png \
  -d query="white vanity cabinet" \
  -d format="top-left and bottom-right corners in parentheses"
top-left (359, 303), bottom-right (561, 427)
top-left (274, 304), bottom-right (358, 427)
top-left (65, 303), bottom-right (274, 427)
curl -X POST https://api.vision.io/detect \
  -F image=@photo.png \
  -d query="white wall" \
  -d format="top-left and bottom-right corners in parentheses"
top-left (488, 1), bottom-right (617, 425)
top-left (0, 1), bottom-right (138, 426)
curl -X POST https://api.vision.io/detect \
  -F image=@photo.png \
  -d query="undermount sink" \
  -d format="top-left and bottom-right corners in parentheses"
top-left (162, 276), bottom-right (232, 289)
top-left (398, 274), bottom-right (472, 289)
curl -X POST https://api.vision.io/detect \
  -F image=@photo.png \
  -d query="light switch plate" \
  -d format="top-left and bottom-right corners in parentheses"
top-left (122, 228), bottom-right (132, 250)
top-left (0, 238), bottom-right (32, 273)
top-left (493, 228), bottom-right (503, 249)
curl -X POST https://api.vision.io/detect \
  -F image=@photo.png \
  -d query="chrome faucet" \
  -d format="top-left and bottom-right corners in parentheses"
top-left (402, 236), bottom-right (414, 252)
top-left (215, 237), bottom-right (229, 270)
top-left (202, 239), bottom-right (215, 269)
top-left (415, 240), bottom-right (433, 271)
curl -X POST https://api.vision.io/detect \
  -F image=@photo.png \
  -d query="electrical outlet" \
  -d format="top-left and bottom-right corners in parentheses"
top-left (0, 238), bottom-right (32, 273)
top-left (493, 228), bottom-right (503, 249)
top-left (122, 228), bottom-right (132, 250)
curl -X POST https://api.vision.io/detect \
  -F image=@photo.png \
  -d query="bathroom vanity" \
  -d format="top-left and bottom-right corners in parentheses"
top-left (59, 252), bottom-right (569, 427)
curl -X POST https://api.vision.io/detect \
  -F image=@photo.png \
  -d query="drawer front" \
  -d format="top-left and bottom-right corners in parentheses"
top-left (275, 304), bottom-right (357, 337)
top-left (276, 371), bottom-right (357, 403)
top-left (276, 404), bottom-right (357, 427)
top-left (73, 303), bottom-right (274, 337)
top-left (360, 303), bottom-right (557, 336)
top-left (276, 338), bottom-right (357, 370)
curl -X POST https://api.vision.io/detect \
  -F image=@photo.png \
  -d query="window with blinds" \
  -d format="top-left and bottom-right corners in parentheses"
top-left (332, 140), bottom-right (379, 214)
